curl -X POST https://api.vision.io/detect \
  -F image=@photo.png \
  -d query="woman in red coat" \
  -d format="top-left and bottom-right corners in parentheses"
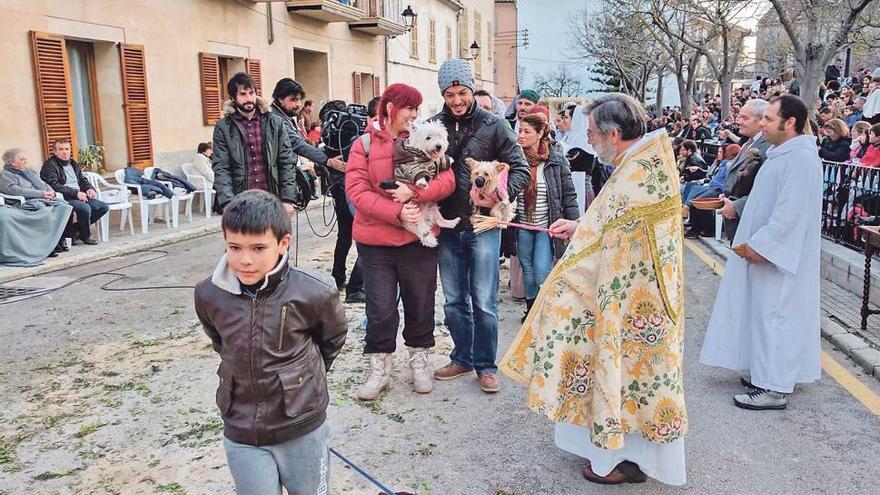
top-left (346, 84), bottom-right (455, 400)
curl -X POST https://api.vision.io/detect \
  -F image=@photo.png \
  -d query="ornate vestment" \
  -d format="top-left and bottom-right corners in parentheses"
top-left (500, 130), bottom-right (687, 449)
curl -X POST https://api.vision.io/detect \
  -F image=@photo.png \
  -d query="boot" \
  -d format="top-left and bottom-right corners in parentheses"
top-left (356, 353), bottom-right (391, 401)
top-left (521, 298), bottom-right (535, 323)
top-left (408, 347), bottom-right (433, 394)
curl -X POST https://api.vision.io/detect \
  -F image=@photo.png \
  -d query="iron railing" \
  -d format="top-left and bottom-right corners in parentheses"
top-left (822, 160), bottom-right (880, 250)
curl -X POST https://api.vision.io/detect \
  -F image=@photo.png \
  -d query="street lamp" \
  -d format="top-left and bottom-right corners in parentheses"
top-left (465, 41), bottom-right (481, 60)
top-left (401, 5), bottom-right (416, 32)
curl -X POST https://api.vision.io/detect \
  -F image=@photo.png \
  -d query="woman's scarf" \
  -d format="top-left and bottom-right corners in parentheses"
top-left (523, 138), bottom-right (550, 221)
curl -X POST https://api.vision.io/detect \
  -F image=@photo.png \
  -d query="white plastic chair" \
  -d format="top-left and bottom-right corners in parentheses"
top-left (144, 167), bottom-right (194, 228)
top-left (114, 168), bottom-right (171, 234)
top-left (0, 192), bottom-right (26, 204)
top-left (84, 172), bottom-right (134, 242)
top-left (715, 210), bottom-right (723, 241)
top-left (180, 163), bottom-right (213, 218)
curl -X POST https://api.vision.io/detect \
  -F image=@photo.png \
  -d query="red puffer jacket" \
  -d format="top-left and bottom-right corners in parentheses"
top-left (346, 125), bottom-right (455, 247)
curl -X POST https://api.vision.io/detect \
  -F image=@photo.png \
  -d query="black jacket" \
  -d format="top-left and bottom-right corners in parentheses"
top-left (431, 102), bottom-right (530, 229)
top-left (818, 136), bottom-right (852, 163)
top-left (212, 97), bottom-right (298, 207)
top-left (40, 155), bottom-right (95, 200)
top-left (194, 255), bottom-right (348, 447)
top-left (517, 146), bottom-right (580, 259)
top-left (271, 101), bottom-right (328, 168)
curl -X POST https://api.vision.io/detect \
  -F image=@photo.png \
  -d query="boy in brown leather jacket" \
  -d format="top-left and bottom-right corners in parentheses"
top-left (194, 190), bottom-right (347, 495)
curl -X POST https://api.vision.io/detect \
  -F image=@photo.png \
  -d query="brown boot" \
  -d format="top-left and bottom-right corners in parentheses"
top-left (478, 373), bottom-right (501, 393)
top-left (581, 461), bottom-right (647, 485)
top-left (433, 363), bottom-right (474, 381)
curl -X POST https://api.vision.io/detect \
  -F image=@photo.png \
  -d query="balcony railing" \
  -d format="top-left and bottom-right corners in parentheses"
top-left (287, 0), bottom-right (364, 23)
top-left (822, 160), bottom-right (880, 250)
top-left (348, 0), bottom-right (407, 36)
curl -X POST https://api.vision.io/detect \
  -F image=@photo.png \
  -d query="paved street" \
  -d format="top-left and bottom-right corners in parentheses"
top-left (1, 213), bottom-right (880, 494)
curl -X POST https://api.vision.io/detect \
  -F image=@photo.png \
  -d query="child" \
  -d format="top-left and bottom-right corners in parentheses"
top-left (194, 190), bottom-right (348, 495)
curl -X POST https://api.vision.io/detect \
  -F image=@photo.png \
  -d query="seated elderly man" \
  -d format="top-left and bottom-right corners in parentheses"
top-left (0, 148), bottom-right (73, 264)
top-left (40, 138), bottom-right (108, 245)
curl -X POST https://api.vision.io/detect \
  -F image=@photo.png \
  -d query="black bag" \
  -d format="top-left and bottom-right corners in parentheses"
top-left (565, 147), bottom-right (595, 173)
top-left (291, 167), bottom-right (316, 212)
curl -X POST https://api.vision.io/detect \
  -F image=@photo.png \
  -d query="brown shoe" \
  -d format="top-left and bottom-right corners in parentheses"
top-left (433, 363), bottom-right (474, 381)
top-left (581, 461), bottom-right (647, 485)
top-left (478, 373), bottom-right (500, 393)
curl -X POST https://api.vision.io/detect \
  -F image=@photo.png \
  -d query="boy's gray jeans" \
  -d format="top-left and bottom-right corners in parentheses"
top-left (223, 423), bottom-right (329, 495)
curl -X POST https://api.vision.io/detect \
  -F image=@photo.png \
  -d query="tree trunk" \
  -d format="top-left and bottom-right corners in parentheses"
top-left (798, 56), bottom-right (822, 114)
top-left (656, 68), bottom-right (665, 113)
top-left (719, 73), bottom-right (733, 121)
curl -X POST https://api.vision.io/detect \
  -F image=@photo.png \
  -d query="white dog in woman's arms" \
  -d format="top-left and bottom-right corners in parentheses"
top-left (389, 120), bottom-right (460, 247)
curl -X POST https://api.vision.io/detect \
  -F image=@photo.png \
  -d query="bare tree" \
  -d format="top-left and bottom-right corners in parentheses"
top-left (533, 65), bottom-right (585, 98)
top-left (516, 65), bottom-right (528, 92)
top-left (767, 0), bottom-right (879, 105)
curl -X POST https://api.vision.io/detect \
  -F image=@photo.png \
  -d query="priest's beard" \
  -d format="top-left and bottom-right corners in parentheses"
top-left (594, 140), bottom-right (617, 165)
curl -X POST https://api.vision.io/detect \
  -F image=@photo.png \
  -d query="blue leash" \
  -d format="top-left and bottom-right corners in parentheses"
top-left (329, 447), bottom-right (397, 495)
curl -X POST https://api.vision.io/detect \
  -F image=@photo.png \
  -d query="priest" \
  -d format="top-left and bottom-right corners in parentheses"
top-left (501, 93), bottom-right (687, 486)
top-left (700, 94), bottom-right (822, 410)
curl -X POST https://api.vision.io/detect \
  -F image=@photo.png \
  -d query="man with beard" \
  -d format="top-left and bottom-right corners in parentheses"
top-left (501, 93), bottom-right (687, 486)
top-left (507, 89), bottom-right (540, 132)
top-left (212, 72), bottom-right (298, 214)
top-left (431, 59), bottom-right (530, 393)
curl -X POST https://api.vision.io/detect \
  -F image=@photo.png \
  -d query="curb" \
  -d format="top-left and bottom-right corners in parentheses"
top-left (696, 237), bottom-right (880, 381)
top-left (0, 197), bottom-right (332, 286)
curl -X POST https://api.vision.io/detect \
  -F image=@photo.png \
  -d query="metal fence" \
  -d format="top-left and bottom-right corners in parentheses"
top-left (822, 160), bottom-right (880, 250)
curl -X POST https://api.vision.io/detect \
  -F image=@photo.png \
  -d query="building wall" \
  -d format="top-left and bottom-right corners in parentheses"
top-left (494, 0), bottom-right (518, 104)
top-left (386, 0), bottom-right (496, 117)
top-left (1, 0), bottom-right (384, 172)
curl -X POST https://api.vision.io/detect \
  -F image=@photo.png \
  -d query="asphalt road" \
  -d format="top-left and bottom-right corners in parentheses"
top-left (1, 212), bottom-right (879, 494)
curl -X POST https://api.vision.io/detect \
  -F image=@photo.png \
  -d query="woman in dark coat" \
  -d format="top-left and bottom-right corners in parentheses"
top-left (819, 118), bottom-right (853, 162)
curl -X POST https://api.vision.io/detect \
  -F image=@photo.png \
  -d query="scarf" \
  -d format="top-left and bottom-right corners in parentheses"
top-left (523, 138), bottom-right (550, 221)
top-left (4, 164), bottom-right (47, 191)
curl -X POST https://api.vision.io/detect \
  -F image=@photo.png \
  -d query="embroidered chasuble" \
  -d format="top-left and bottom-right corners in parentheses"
top-left (500, 129), bottom-right (687, 449)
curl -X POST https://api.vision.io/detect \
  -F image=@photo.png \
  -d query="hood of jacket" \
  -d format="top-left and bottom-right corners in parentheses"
top-left (767, 134), bottom-right (819, 160)
top-left (211, 250), bottom-right (290, 296)
top-left (222, 95), bottom-right (273, 117)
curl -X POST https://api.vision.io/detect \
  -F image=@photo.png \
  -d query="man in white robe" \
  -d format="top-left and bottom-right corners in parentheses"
top-left (700, 94), bottom-right (822, 410)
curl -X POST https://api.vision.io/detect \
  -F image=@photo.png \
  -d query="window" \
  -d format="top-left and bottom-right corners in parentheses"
top-left (67, 40), bottom-right (101, 149)
top-left (487, 21), bottom-right (493, 61)
top-left (429, 19), bottom-right (437, 64)
top-left (474, 11), bottom-right (482, 78)
top-left (446, 26), bottom-right (453, 60)
top-left (410, 17), bottom-right (419, 59)
top-left (459, 9), bottom-right (469, 59)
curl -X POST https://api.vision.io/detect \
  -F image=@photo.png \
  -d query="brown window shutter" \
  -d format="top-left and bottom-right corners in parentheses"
top-left (30, 31), bottom-right (77, 160)
top-left (246, 58), bottom-right (262, 96)
top-left (352, 72), bottom-right (362, 104)
top-left (199, 52), bottom-right (221, 126)
top-left (119, 43), bottom-right (153, 169)
top-left (373, 76), bottom-right (381, 98)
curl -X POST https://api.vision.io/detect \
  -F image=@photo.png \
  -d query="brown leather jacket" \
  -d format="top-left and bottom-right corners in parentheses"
top-left (194, 253), bottom-right (348, 446)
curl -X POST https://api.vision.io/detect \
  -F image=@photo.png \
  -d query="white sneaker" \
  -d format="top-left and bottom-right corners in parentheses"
top-left (356, 353), bottom-right (391, 401)
top-left (733, 388), bottom-right (787, 410)
top-left (408, 347), bottom-right (433, 394)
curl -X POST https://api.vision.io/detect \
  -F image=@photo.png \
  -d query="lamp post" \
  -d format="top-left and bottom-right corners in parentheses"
top-left (464, 41), bottom-right (481, 60)
top-left (384, 5), bottom-right (418, 99)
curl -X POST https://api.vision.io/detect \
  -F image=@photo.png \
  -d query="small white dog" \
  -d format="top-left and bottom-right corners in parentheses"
top-left (392, 120), bottom-right (460, 247)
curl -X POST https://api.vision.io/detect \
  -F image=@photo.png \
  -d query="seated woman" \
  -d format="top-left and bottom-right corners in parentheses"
top-left (683, 143), bottom-right (741, 204)
top-left (0, 148), bottom-right (73, 265)
top-left (850, 121), bottom-right (872, 161)
top-left (818, 118), bottom-right (852, 162)
top-left (192, 142), bottom-right (214, 185)
top-left (862, 123), bottom-right (880, 167)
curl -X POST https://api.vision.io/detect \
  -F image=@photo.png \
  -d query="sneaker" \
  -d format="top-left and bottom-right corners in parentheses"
top-left (83, 238), bottom-right (99, 245)
top-left (478, 373), bottom-right (500, 393)
top-left (433, 363), bottom-right (474, 381)
top-left (733, 388), bottom-right (787, 410)
top-left (408, 347), bottom-right (433, 394)
top-left (344, 290), bottom-right (366, 304)
top-left (740, 376), bottom-right (758, 389)
top-left (356, 354), bottom-right (391, 401)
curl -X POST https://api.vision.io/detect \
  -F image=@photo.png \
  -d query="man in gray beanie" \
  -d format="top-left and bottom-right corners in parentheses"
top-left (431, 58), bottom-right (530, 394)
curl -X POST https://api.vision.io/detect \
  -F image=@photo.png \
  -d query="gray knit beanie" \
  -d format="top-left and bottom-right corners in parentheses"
top-left (438, 59), bottom-right (475, 94)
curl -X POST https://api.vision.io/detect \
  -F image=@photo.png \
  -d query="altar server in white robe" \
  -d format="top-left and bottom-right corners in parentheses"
top-left (701, 95), bottom-right (822, 411)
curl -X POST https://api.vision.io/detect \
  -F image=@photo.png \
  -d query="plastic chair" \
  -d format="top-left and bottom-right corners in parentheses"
top-left (143, 167), bottom-right (194, 228)
top-left (114, 169), bottom-right (171, 234)
top-left (715, 210), bottom-right (723, 241)
top-left (0, 192), bottom-right (26, 204)
top-left (180, 163), bottom-right (212, 218)
top-left (83, 172), bottom-right (135, 242)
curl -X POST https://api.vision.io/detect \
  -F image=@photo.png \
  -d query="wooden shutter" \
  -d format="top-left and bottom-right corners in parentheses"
top-left (246, 58), bottom-right (262, 96)
top-left (460, 9), bottom-right (469, 58)
top-left (474, 12), bottom-right (482, 78)
top-left (352, 72), bottom-right (362, 104)
top-left (429, 20), bottom-right (436, 64)
top-left (446, 26), bottom-right (453, 60)
top-left (30, 31), bottom-right (77, 160)
top-left (199, 53), bottom-right (222, 126)
top-left (119, 43), bottom-right (153, 169)
top-left (373, 76), bottom-right (381, 98)
top-left (410, 18), bottom-right (419, 59)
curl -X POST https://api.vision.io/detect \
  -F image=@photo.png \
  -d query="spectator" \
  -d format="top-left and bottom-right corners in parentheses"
top-left (862, 123), bottom-right (880, 167)
top-left (474, 89), bottom-right (495, 113)
top-left (826, 58), bottom-right (843, 83)
top-left (212, 72), bottom-right (298, 213)
top-left (307, 122), bottom-right (322, 144)
top-left (850, 121), bottom-right (872, 161)
top-left (819, 118), bottom-right (852, 162)
top-left (193, 142), bottom-right (214, 184)
top-left (845, 97), bottom-right (866, 128)
top-left (301, 99), bottom-right (315, 127)
top-left (817, 107), bottom-right (833, 127)
top-left (678, 140), bottom-right (707, 182)
top-left (683, 143), bottom-right (740, 206)
top-left (0, 148), bottom-right (73, 261)
top-left (509, 89), bottom-right (540, 132)
top-left (40, 138), bottom-right (108, 246)
top-left (346, 83), bottom-right (455, 400)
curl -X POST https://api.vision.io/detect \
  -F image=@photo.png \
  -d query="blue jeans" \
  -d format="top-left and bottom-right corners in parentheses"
top-left (516, 229), bottom-right (553, 300)
top-left (438, 228), bottom-right (501, 374)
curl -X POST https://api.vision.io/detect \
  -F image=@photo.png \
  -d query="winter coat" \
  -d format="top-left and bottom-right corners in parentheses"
top-left (862, 144), bottom-right (880, 167)
top-left (430, 102), bottom-right (530, 230)
top-left (153, 168), bottom-right (196, 193)
top-left (514, 146), bottom-right (580, 259)
top-left (194, 253), bottom-right (348, 447)
top-left (123, 167), bottom-right (172, 199)
top-left (818, 136), bottom-right (853, 163)
top-left (346, 125), bottom-right (455, 246)
top-left (212, 96), bottom-right (298, 207)
top-left (40, 155), bottom-right (95, 200)
top-left (0, 165), bottom-right (54, 199)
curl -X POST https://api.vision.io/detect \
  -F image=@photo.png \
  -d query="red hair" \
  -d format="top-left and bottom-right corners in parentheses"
top-left (379, 83), bottom-right (423, 128)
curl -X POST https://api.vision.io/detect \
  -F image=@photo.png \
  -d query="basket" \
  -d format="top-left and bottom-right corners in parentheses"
top-left (691, 198), bottom-right (723, 210)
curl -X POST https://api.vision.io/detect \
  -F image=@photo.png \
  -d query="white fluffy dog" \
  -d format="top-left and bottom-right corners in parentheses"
top-left (392, 120), bottom-right (460, 247)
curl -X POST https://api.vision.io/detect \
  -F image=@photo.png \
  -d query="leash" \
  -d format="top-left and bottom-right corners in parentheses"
top-left (329, 447), bottom-right (399, 495)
